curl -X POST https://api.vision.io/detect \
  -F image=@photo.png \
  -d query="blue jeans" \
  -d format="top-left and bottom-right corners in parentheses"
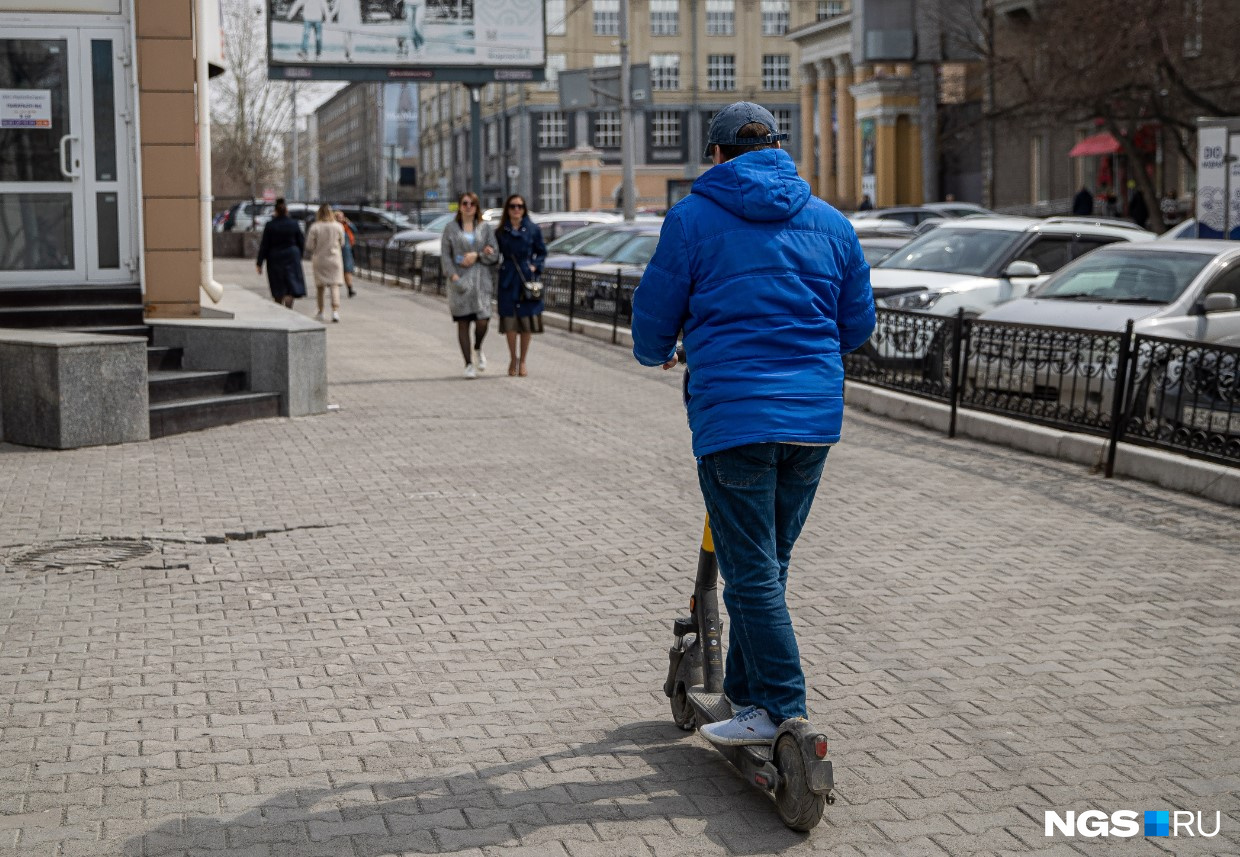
top-left (697, 443), bottom-right (829, 724)
top-left (301, 21), bottom-right (323, 56)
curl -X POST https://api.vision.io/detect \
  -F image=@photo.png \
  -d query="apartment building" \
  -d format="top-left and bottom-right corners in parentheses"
top-left (418, 0), bottom-right (827, 212)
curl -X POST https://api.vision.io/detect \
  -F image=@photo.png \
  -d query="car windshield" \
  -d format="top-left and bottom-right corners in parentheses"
top-left (1030, 250), bottom-right (1213, 304)
top-left (877, 228), bottom-right (1024, 276)
top-left (860, 243), bottom-right (900, 266)
top-left (577, 229), bottom-right (639, 257)
top-left (606, 234), bottom-right (660, 266)
top-left (425, 212), bottom-right (455, 233)
top-left (547, 224), bottom-right (609, 253)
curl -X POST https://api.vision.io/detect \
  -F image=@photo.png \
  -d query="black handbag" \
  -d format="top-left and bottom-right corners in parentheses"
top-left (508, 254), bottom-right (543, 303)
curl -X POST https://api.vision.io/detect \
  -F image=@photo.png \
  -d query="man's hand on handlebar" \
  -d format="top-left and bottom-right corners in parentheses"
top-left (661, 347), bottom-right (687, 370)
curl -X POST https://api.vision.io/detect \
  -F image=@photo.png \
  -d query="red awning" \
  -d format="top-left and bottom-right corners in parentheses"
top-left (1069, 132), bottom-right (1122, 157)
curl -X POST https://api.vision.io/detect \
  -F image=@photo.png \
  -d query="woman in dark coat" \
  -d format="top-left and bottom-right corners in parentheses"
top-left (256, 198), bottom-right (306, 307)
top-left (495, 194), bottom-right (546, 377)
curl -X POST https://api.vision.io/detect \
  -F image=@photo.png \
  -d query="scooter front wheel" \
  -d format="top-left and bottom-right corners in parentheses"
top-left (773, 733), bottom-right (825, 831)
top-left (669, 639), bottom-right (701, 730)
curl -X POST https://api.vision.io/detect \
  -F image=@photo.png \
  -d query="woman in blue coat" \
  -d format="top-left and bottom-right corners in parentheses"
top-left (495, 194), bottom-right (546, 377)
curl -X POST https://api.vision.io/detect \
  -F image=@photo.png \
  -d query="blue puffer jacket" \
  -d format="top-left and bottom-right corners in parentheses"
top-left (631, 148), bottom-right (875, 457)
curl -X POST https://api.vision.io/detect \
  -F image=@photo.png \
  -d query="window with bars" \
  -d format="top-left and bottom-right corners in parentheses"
top-left (539, 53), bottom-right (566, 91)
top-left (546, 0), bottom-right (566, 35)
top-left (650, 53), bottom-right (680, 90)
top-left (707, 54), bottom-right (736, 91)
top-left (594, 0), bottom-right (619, 35)
top-left (705, 0), bottom-right (734, 35)
top-left (538, 112), bottom-right (568, 148)
top-left (594, 111), bottom-right (621, 148)
top-left (651, 110), bottom-right (681, 147)
top-left (761, 0), bottom-right (789, 35)
top-left (650, 0), bottom-right (679, 35)
top-left (816, 0), bottom-right (844, 19)
top-left (772, 109), bottom-right (792, 141)
top-left (762, 54), bottom-right (790, 91)
top-left (540, 166), bottom-right (565, 212)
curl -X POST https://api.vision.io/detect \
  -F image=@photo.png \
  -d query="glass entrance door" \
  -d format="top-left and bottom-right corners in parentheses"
top-left (0, 27), bottom-right (134, 287)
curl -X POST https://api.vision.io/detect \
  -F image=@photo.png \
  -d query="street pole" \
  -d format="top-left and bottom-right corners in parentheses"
top-left (687, 0), bottom-right (700, 181)
top-left (290, 82), bottom-right (299, 200)
top-left (467, 84), bottom-right (482, 195)
top-left (619, 0), bottom-right (636, 221)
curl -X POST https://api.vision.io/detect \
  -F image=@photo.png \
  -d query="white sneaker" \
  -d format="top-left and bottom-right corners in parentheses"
top-left (699, 706), bottom-right (777, 746)
top-left (314, 311), bottom-right (325, 322)
top-left (475, 350), bottom-right (487, 371)
top-left (464, 363), bottom-right (477, 379)
top-left (332, 311), bottom-right (340, 323)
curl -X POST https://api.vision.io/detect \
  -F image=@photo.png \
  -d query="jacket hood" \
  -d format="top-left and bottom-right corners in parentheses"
top-left (691, 148), bottom-right (811, 223)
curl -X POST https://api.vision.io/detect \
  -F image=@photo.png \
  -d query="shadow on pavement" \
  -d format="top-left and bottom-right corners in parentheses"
top-left (121, 721), bottom-right (811, 855)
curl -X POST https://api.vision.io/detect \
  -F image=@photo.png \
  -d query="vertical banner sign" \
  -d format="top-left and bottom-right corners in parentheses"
top-left (1231, 133), bottom-right (1240, 240)
top-left (860, 118), bottom-right (877, 203)
top-left (1196, 125), bottom-right (1228, 239)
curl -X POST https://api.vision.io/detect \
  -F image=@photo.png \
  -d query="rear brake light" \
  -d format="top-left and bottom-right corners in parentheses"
top-left (814, 737), bottom-right (828, 759)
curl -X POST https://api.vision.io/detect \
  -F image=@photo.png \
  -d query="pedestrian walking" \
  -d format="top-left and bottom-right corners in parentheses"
top-left (1160, 189), bottom-right (1183, 228)
top-left (1129, 187), bottom-right (1150, 230)
top-left (335, 210), bottom-right (357, 297)
top-left (857, 193), bottom-right (874, 211)
top-left (333, 0), bottom-right (361, 61)
top-left (631, 101), bottom-right (875, 746)
top-left (495, 194), bottom-right (546, 377)
top-left (306, 203), bottom-right (346, 323)
top-left (288, 0), bottom-right (330, 59)
top-left (256, 198), bottom-right (307, 308)
top-left (1072, 186), bottom-right (1094, 216)
top-left (441, 192), bottom-right (499, 379)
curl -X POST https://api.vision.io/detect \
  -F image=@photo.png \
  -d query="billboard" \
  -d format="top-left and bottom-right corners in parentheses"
top-left (268, 0), bottom-right (546, 83)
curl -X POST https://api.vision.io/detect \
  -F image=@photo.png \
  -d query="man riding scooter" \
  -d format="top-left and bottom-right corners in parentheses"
top-left (631, 102), bottom-right (875, 746)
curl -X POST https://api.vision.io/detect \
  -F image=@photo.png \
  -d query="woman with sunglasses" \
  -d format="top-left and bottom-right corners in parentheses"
top-left (441, 191), bottom-right (499, 379)
top-left (495, 194), bottom-right (547, 377)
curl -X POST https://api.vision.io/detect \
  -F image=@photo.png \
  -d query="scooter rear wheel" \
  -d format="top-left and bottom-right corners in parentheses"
top-left (669, 639), bottom-right (701, 730)
top-left (773, 733), bottom-right (825, 831)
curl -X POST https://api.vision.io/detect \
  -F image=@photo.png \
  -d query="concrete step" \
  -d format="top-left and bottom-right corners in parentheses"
top-left (146, 346), bottom-right (183, 371)
top-left (58, 324), bottom-right (152, 340)
top-left (148, 369), bottom-right (246, 405)
top-left (0, 304), bottom-right (145, 328)
top-left (0, 284), bottom-right (141, 309)
top-left (149, 392), bottom-right (281, 439)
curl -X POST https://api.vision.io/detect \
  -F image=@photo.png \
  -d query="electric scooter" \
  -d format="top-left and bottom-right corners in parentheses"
top-left (663, 516), bottom-right (835, 831)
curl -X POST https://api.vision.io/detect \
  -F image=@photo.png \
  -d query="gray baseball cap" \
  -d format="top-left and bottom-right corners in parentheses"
top-left (703, 101), bottom-right (789, 159)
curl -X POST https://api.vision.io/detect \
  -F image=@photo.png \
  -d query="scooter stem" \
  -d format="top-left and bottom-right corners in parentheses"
top-left (695, 515), bottom-right (725, 694)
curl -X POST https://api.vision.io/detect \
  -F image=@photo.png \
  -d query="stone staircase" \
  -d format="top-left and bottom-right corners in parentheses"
top-left (0, 285), bottom-right (280, 439)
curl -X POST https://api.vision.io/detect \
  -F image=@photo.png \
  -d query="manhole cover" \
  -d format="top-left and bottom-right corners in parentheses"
top-left (5, 539), bottom-right (156, 574)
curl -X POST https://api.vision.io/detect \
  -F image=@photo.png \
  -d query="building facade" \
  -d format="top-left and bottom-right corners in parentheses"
top-left (1, 0), bottom-right (215, 316)
top-left (417, 0), bottom-right (827, 212)
top-left (314, 82), bottom-right (419, 208)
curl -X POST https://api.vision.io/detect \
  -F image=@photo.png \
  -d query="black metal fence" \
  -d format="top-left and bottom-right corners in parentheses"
top-left (844, 309), bottom-right (1240, 470)
top-left (351, 243), bottom-right (643, 344)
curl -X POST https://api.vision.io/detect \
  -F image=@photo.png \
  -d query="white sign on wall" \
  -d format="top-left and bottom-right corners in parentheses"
top-left (0, 90), bottom-right (52, 129)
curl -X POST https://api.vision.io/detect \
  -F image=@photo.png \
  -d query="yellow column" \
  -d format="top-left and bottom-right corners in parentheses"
top-left (799, 65), bottom-right (816, 183)
top-left (816, 60), bottom-right (835, 203)
top-left (835, 63), bottom-right (856, 208)
top-left (876, 119), bottom-right (898, 207)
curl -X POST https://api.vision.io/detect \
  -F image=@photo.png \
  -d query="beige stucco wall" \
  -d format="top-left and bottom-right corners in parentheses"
top-left (136, 0), bottom-right (201, 318)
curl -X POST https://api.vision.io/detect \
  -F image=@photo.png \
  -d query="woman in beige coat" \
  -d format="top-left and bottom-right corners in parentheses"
top-left (306, 203), bottom-right (346, 323)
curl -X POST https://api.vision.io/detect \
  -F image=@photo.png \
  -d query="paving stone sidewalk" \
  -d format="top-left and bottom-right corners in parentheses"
top-left (1, 258), bottom-right (1237, 856)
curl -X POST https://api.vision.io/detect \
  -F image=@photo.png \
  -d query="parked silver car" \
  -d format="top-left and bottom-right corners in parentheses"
top-left (978, 241), bottom-right (1240, 344)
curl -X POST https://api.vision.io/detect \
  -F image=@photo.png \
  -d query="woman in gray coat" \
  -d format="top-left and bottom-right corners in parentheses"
top-left (441, 191), bottom-right (499, 379)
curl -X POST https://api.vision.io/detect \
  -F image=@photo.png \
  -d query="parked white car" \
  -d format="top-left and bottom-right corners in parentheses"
top-left (872, 217), bottom-right (1156, 317)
